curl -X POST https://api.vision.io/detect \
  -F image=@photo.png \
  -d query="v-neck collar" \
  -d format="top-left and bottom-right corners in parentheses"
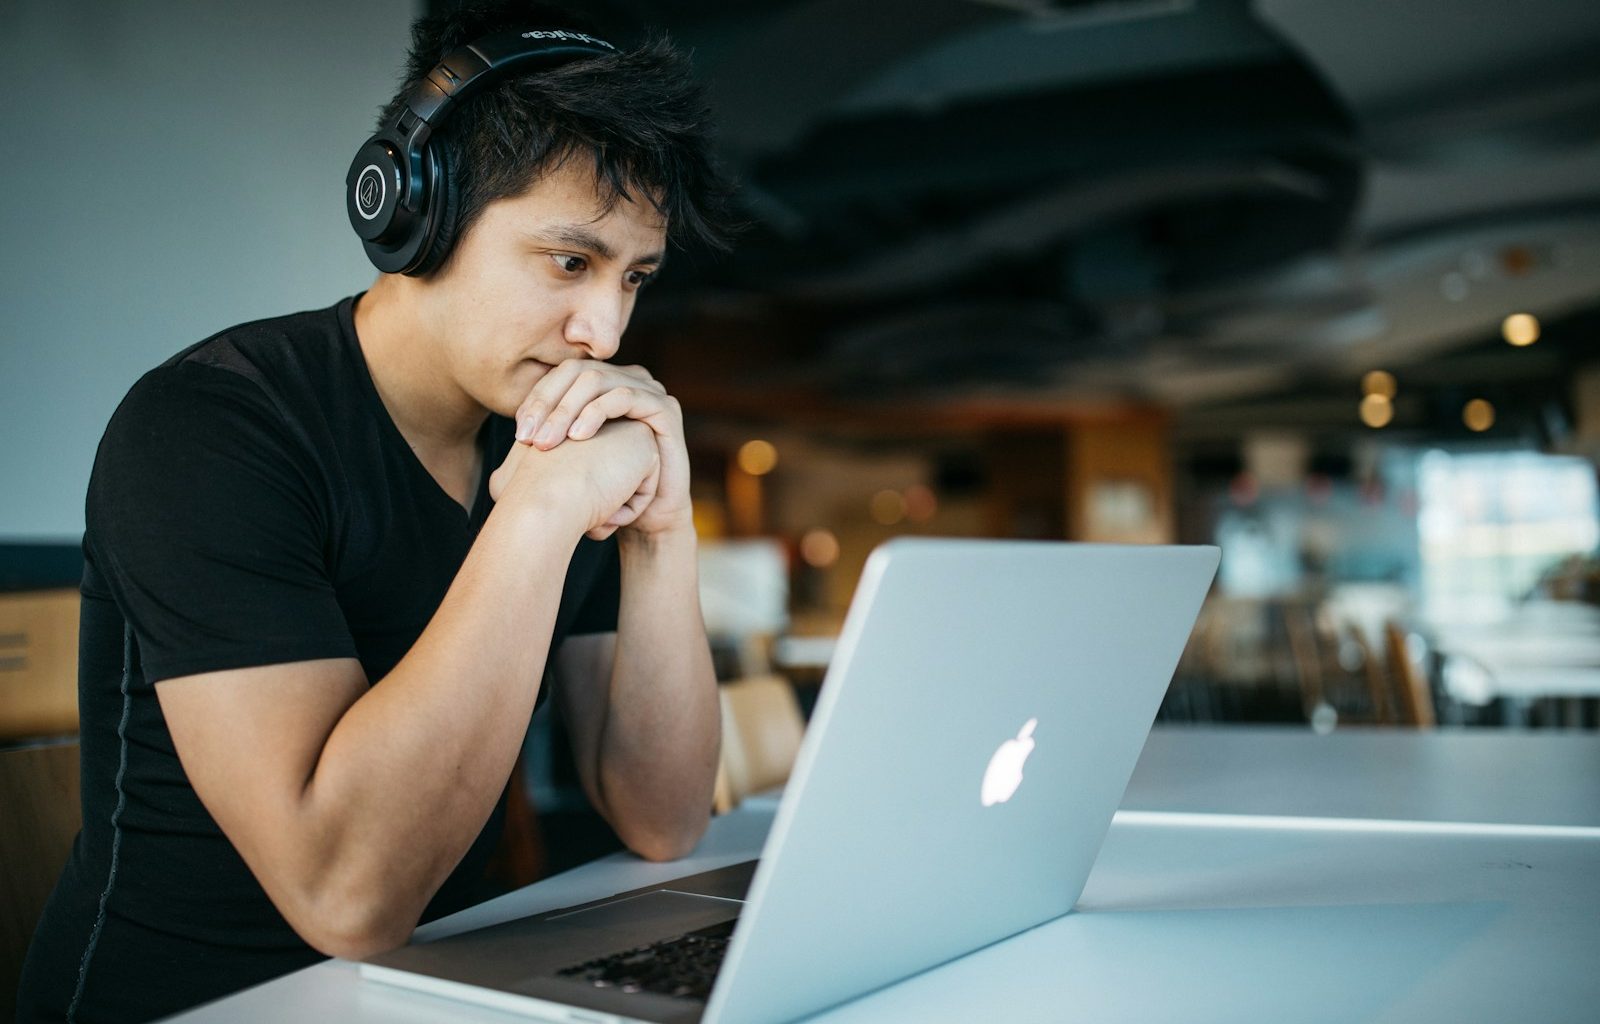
top-left (340, 293), bottom-right (494, 528)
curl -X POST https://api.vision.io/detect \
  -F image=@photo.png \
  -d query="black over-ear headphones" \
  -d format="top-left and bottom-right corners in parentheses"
top-left (346, 28), bottom-right (617, 276)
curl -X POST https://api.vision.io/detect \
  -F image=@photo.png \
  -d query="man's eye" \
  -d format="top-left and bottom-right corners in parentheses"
top-left (551, 254), bottom-right (587, 274)
top-left (625, 269), bottom-right (656, 289)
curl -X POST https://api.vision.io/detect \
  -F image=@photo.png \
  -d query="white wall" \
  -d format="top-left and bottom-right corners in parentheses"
top-left (0, 0), bottom-right (418, 541)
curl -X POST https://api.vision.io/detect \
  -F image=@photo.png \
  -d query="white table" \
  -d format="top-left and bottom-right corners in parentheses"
top-left (818, 819), bottom-right (1600, 1024)
top-left (164, 812), bottom-right (775, 1024)
top-left (165, 729), bottom-right (1600, 1023)
top-left (1431, 603), bottom-right (1600, 712)
top-left (1121, 725), bottom-right (1600, 829)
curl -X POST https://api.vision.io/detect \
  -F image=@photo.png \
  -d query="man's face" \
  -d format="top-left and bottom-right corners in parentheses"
top-left (419, 158), bottom-right (668, 419)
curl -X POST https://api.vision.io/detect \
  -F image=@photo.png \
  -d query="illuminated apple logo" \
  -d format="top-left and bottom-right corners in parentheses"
top-left (981, 718), bottom-right (1037, 806)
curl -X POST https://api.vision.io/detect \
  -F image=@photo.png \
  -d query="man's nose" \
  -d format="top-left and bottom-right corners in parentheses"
top-left (565, 288), bottom-right (626, 361)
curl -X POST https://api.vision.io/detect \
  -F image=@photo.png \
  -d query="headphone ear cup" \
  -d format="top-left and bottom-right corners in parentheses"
top-left (350, 130), bottom-right (429, 274)
top-left (347, 137), bottom-right (405, 243)
top-left (409, 141), bottom-right (461, 277)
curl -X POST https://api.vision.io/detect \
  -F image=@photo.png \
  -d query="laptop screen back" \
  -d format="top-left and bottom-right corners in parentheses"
top-left (705, 539), bottom-right (1219, 1024)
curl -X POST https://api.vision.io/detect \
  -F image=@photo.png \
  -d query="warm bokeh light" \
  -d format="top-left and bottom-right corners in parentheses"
top-left (1499, 244), bottom-right (1535, 277)
top-left (869, 489), bottom-right (906, 525)
top-left (1501, 313), bottom-right (1539, 347)
top-left (799, 528), bottom-right (840, 568)
top-left (1359, 393), bottom-right (1394, 428)
top-left (690, 499), bottom-right (726, 539)
top-left (1463, 398), bottom-right (1495, 432)
top-left (903, 484), bottom-right (938, 523)
top-left (1361, 370), bottom-right (1397, 398)
top-left (737, 439), bottom-right (779, 476)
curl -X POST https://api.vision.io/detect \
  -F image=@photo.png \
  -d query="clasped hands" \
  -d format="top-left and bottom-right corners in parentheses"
top-left (487, 360), bottom-right (690, 541)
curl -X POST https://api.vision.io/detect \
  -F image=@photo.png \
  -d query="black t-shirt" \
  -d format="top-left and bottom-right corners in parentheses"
top-left (17, 295), bottom-right (619, 1024)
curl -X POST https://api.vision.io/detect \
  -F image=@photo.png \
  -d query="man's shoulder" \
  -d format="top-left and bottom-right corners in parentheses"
top-left (159, 296), bottom-right (356, 391)
top-left (105, 297), bottom-right (357, 457)
top-left (115, 296), bottom-right (358, 432)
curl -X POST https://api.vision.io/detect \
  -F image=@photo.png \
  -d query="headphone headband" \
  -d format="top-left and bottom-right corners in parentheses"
top-left (399, 29), bottom-right (616, 152)
top-left (347, 28), bottom-right (617, 275)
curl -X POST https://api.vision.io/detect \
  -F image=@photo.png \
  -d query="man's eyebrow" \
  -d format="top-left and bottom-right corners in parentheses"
top-left (547, 226), bottom-right (666, 268)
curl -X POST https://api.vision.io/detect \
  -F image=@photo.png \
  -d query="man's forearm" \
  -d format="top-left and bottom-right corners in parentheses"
top-left (295, 494), bottom-right (586, 954)
top-left (599, 524), bottom-right (721, 861)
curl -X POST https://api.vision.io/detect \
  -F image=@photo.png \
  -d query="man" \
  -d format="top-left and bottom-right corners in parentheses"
top-left (18, 4), bottom-right (738, 1021)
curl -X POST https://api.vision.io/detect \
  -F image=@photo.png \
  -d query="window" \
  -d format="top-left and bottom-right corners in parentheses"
top-left (1417, 449), bottom-right (1600, 623)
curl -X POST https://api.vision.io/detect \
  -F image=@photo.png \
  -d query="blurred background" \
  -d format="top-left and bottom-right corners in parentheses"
top-left (3, 0), bottom-right (1600, 884)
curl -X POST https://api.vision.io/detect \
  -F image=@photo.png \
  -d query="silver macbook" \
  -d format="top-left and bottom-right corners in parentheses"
top-left (362, 538), bottom-right (1220, 1023)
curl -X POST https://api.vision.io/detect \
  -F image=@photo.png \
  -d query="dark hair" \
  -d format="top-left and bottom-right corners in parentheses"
top-left (379, 1), bottom-right (740, 276)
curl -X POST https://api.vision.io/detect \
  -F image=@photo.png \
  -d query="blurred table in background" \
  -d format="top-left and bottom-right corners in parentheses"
top-left (771, 634), bottom-right (836, 671)
top-left (1431, 601), bottom-right (1600, 725)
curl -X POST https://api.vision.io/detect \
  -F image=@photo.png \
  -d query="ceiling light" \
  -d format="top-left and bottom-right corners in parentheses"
top-left (737, 440), bottom-right (778, 476)
top-left (1359, 394), bottom-right (1393, 429)
top-left (1499, 245), bottom-right (1535, 277)
top-left (1502, 313), bottom-right (1539, 347)
top-left (1362, 370), bottom-right (1397, 399)
top-left (1463, 399), bottom-right (1495, 432)
top-left (869, 489), bottom-right (906, 526)
top-left (799, 528), bottom-right (840, 568)
top-left (903, 484), bottom-right (938, 523)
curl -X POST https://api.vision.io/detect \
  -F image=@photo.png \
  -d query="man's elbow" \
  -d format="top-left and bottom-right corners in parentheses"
top-left (287, 886), bottom-right (418, 961)
top-left (623, 815), bottom-right (709, 863)
top-left (303, 918), bottom-right (413, 962)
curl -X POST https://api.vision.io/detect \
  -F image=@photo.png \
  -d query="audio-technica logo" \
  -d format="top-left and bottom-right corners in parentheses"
top-left (520, 29), bottom-right (615, 49)
top-left (355, 165), bottom-right (385, 220)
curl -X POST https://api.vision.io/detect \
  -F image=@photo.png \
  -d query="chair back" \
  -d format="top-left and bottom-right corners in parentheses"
top-left (1384, 621), bottom-right (1437, 728)
top-left (0, 739), bottom-right (81, 1018)
top-left (1283, 603), bottom-right (1325, 718)
top-left (1345, 623), bottom-right (1395, 725)
top-left (713, 675), bottom-right (805, 814)
top-left (0, 589), bottom-right (80, 741)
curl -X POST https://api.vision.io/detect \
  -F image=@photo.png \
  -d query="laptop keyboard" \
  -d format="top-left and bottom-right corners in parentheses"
top-left (554, 918), bottom-right (735, 1001)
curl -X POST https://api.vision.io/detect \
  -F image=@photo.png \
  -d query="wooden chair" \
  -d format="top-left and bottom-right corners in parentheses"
top-left (1291, 605), bottom-right (1378, 727)
top-left (483, 753), bottom-right (548, 891)
top-left (1283, 603), bottom-right (1326, 721)
top-left (713, 675), bottom-right (806, 814)
top-left (1, 740), bottom-right (82, 1019)
top-left (1384, 621), bottom-right (1437, 729)
top-left (1342, 623), bottom-right (1395, 725)
top-left (0, 589), bottom-right (80, 741)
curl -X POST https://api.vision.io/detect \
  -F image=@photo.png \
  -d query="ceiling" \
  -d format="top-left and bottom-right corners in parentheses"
top-left (540, 0), bottom-right (1600, 445)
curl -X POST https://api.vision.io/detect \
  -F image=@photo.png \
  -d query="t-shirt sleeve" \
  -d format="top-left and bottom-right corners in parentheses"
top-left (565, 534), bottom-right (621, 637)
top-left (86, 362), bottom-right (357, 685)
